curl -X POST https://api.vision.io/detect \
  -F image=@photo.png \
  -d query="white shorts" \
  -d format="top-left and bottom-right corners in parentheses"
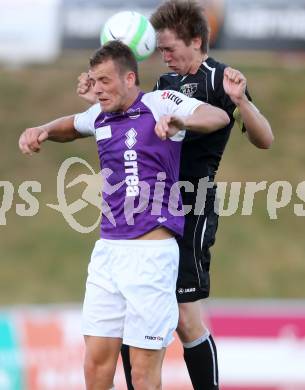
top-left (82, 238), bottom-right (179, 350)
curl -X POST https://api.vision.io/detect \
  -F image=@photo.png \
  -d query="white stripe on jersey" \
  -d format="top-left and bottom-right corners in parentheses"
top-left (202, 61), bottom-right (216, 91)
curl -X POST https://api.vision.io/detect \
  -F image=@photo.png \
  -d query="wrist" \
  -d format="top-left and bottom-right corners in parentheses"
top-left (40, 125), bottom-right (49, 135)
top-left (183, 115), bottom-right (191, 130)
top-left (234, 94), bottom-right (249, 107)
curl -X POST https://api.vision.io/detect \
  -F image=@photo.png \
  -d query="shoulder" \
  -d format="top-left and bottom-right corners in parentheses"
top-left (141, 90), bottom-right (175, 109)
top-left (198, 58), bottom-right (237, 114)
top-left (77, 103), bottom-right (101, 119)
top-left (159, 71), bottom-right (180, 80)
top-left (200, 57), bottom-right (228, 91)
top-left (141, 90), bottom-right (203, 119)
top-left (74, 103), bottom-right (101, 135)
top-left (142, 90), bottom-right (192, 105)
top-left (204, 57), bottom-right (228, 73)
top-left (154, 72), bottom-right (180, 90)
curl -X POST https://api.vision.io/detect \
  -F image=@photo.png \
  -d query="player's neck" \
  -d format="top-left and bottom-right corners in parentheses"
top-left (189, 53), bottom-right (209, 74)
top-left (121, 87), bottom-right (141, 112)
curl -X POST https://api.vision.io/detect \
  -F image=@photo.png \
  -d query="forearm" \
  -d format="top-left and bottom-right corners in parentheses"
top-left (237, 97), bottom-right (274, 149)
top-left (19, 114), bottom-right (86, 155)
top-left (43, 115), bottom-right (82, 142)
top-left (184, 104), bottom-right (230, 134)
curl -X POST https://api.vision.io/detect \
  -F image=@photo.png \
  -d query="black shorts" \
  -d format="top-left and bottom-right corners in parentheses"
top-left (176, 181), bottom-right (219, 303)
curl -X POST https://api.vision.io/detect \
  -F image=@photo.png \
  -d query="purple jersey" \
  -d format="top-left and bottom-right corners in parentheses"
top-left (74, 90), bottom-right (203, 239)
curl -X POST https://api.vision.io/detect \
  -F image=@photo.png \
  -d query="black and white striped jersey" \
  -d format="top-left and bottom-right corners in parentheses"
top-left (154, 57), bottom-right (251, 180)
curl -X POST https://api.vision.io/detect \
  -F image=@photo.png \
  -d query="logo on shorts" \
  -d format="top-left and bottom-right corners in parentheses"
top-left (177, 287), bottom-right (196, 294)
top-left (145, 335), bottom-right (164, 341)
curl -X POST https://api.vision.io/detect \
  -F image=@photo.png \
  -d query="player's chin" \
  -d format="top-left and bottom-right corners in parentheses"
top-left (168, 65), bottom-right (180, 73)
top-left (99, 100), bottom-right (113, 112)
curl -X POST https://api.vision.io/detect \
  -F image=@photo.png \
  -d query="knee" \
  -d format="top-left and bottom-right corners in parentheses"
top-left (84, 354), bottom-right (114, 385)
top-left (177, 305), bottom-right (206, 342)
top-left (131, 366), bottom-right (161, 390)
top-left (131, 366), bottom-right (147, 389)
top-left (177, 311), bottom-right (195, 339)
top-left (84, 356), bottom-right (97, 378)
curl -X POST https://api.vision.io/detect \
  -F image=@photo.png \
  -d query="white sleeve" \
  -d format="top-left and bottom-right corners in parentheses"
top-left (142, 90), bottom-right (204, 121)
top-left (142, 90), bottom-right (204, 142)
top-left (74, 103), bottom-right (101, 136)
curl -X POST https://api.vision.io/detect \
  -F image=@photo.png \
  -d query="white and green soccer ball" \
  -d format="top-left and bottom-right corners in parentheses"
top-left (100, 11), bottom-right (156, 62)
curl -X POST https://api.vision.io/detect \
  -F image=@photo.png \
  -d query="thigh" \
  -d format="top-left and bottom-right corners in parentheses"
top-left (177, 191), bottom-right (219, 303)
top-left (82, 240), bottom-right (126, 338)
top-left (84, 336), bottom-right (122, 376)
top-left (116, 239), bottom-right (179, 350)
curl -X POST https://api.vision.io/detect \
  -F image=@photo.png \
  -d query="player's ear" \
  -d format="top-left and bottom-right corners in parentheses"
top-left (192, 36), bottom-right (202, 50)
top-left (125, 71), bottom-right (136, 87)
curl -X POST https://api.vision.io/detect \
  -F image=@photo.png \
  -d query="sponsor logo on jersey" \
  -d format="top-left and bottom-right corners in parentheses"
top-left (180, 83), bottom-right (198, 97)
top-left (124, 129), bottom-right (139, 197)
top-left (125, 128), bottom-right (137, 149)
top-left (161, 91), bottom-right (183, 105)
top-left (145, 335), bottom-right (164, 341)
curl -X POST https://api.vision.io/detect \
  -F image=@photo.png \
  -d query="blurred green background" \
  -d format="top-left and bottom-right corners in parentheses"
top-left (1, 50), bottom-right (305, 304)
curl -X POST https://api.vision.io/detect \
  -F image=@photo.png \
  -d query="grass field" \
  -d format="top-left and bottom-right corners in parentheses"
top-left (0, 50), bottom-right (305, 304)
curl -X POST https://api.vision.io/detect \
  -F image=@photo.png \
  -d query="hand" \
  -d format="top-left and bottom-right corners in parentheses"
top-left (19, 127), bottom-right (48, 155)
top-left (76, 72), bottom-right (98, 105)
top-left (155, 115), bottom-right (185, 140)
top-left (223, 67), bottom-right (247, 105)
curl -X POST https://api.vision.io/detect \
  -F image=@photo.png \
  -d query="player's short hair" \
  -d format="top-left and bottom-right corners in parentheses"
top-left (150, 0), bottom-right (209, 53)
top-left (89, 40), bottom-right (140, 86)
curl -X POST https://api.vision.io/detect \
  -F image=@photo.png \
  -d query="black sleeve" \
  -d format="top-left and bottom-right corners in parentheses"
top-left (214, 64), bottom-right (253, 132)
top-left (153, 73), bottom-right (178, 92)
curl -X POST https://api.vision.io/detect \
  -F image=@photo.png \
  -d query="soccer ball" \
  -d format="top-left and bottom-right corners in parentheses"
top-left (100, 11), bottom-right (156, 62)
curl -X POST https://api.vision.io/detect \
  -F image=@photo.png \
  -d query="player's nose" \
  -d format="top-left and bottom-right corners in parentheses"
top-left (162, 51), bottom-right (172, 63)
top-left (92, 81), bottom-right (103, 95)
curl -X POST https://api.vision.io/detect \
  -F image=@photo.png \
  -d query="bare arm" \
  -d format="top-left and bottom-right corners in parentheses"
top-left (155, 104), bottom-right (230, 140)
top-left (234, 97), bottom-right (273, 149)
top-left (223, 67), bottom-right (274, 149)
top-left (19, 115), bottom-right (84, 155)
top-left (183, 103), bottom-right (230, 133)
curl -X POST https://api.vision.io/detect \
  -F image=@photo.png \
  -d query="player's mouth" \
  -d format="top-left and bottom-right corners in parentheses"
top-left (168, 64), bottom-right (178, 71)
top-left (99, 98), bottom-right (116, 112)
top-left (99, 98), bottom-right (110, 105)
